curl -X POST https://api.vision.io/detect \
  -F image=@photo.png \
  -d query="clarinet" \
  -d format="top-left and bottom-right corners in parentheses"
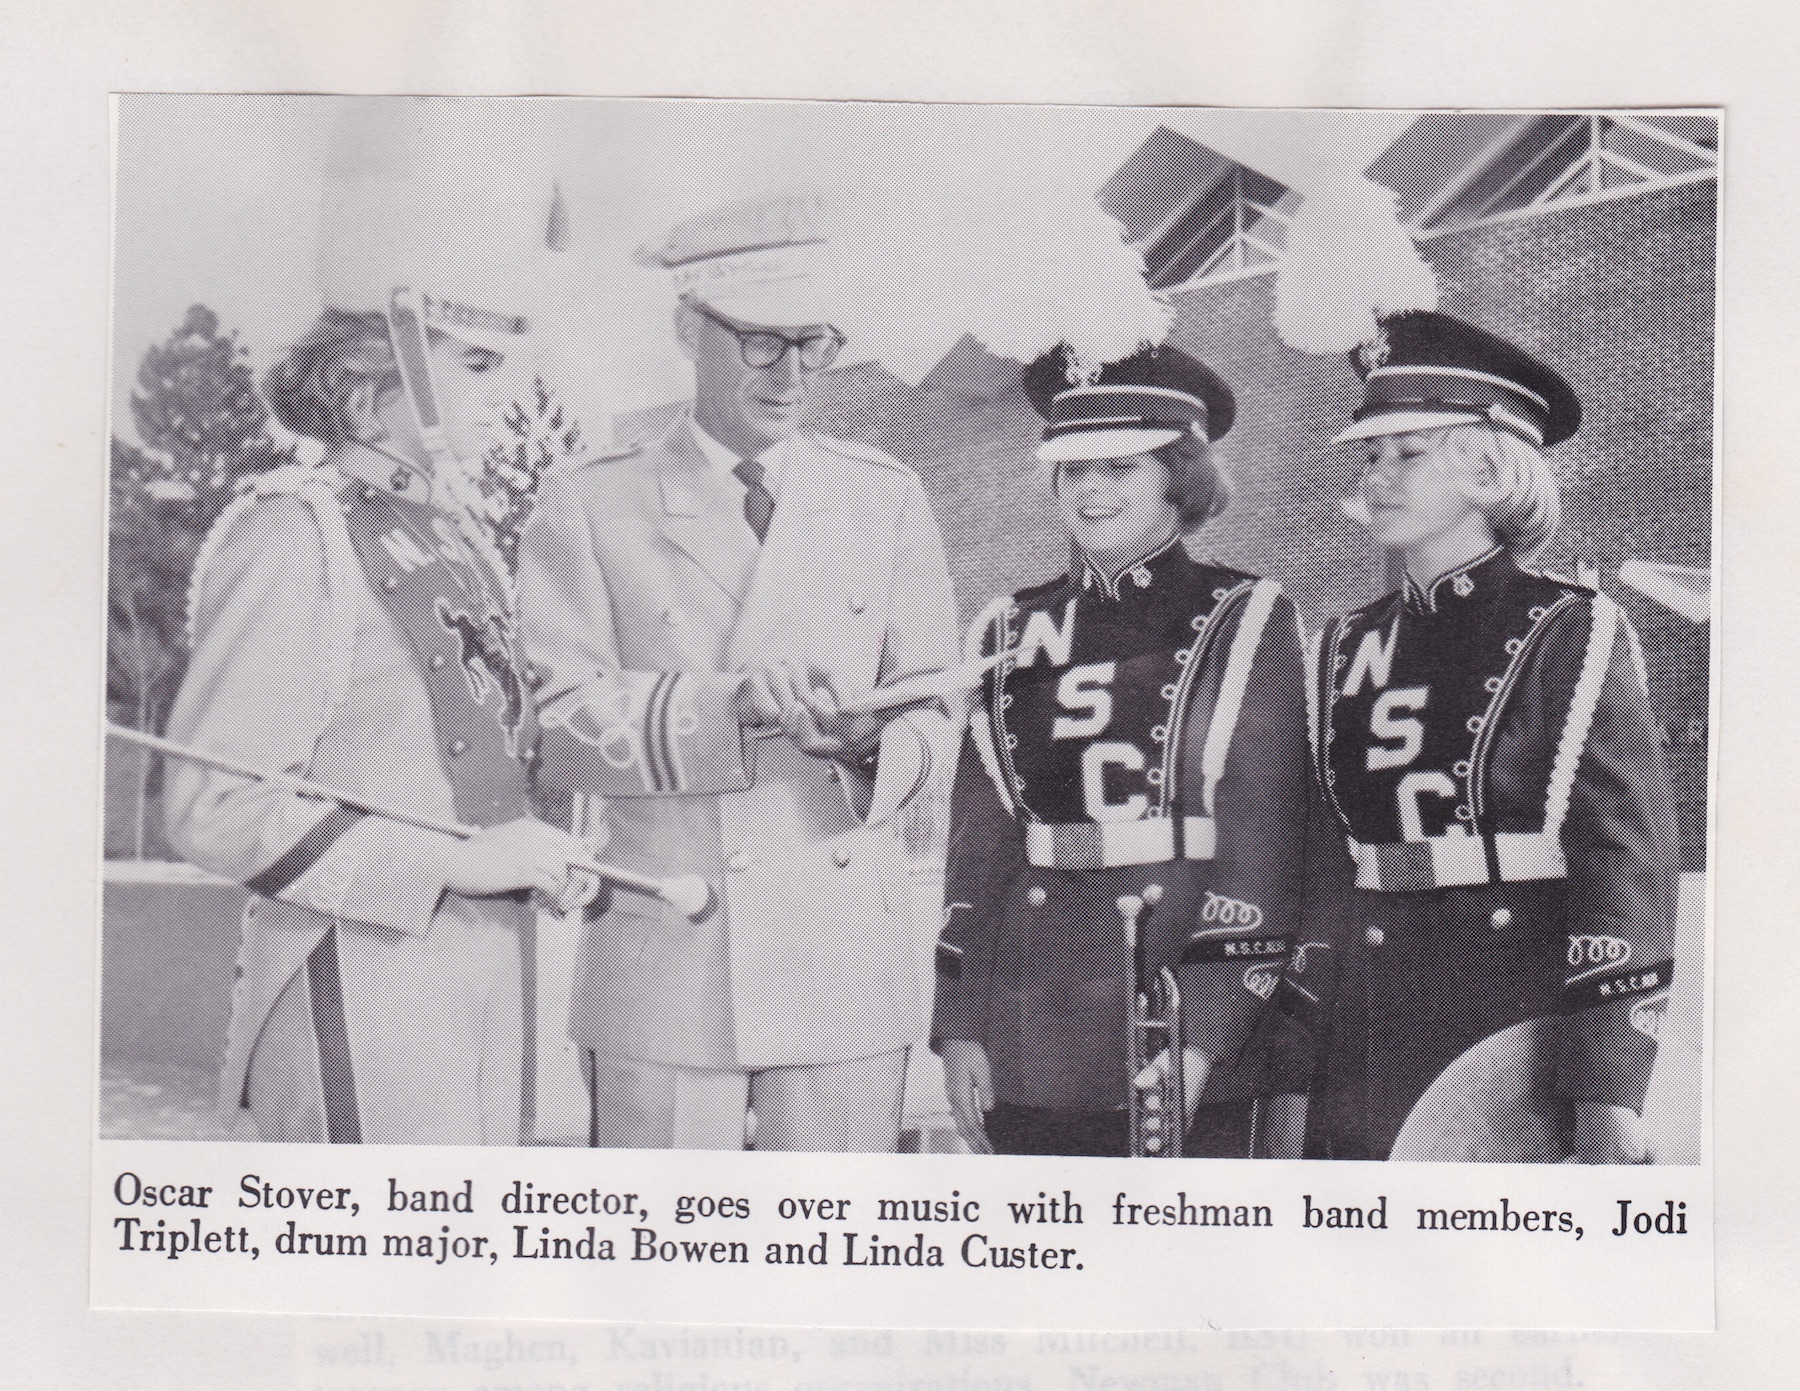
top-left (1122, 885), bottom-right (1183, 1157)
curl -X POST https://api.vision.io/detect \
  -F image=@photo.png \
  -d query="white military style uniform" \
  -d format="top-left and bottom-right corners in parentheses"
top-left (162, 98), bottom-right (567, 1145)
top-left (165, 452), bottom-right (537, 1144)
top-left (518, 411), bottom-right (960, 1150)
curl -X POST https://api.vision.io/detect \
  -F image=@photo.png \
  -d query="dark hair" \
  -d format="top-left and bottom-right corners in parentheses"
top-left (1154, 428), bottom-right (1231, 531)
top-left (264, 310), bottom-right (401, 446)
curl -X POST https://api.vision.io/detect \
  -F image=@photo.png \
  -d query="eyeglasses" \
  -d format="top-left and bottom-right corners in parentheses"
top-left (690, 299), bottom-right (847, 372)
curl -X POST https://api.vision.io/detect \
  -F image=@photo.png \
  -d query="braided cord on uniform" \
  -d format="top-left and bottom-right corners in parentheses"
top-left (1543, 592), bottom-right (1622, 844)
top-left (1201, 579), bottom-right (1282, 816)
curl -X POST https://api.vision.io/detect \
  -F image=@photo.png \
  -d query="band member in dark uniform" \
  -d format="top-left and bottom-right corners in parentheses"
top-left (931, 344), bottom-right (1313, 1158)
top-left (1306, 310), bottom-right (1679, 1163)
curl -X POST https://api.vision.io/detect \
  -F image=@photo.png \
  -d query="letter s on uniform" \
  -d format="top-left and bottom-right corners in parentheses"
top-left (1052, 663), bottom-right (1116, 740)
top-left (1367, 686), bottom-right (1428, 771)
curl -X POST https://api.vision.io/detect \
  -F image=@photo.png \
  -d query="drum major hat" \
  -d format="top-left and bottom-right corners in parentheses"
top-left (635, 194), bottom-right (840, 328)
top-left (1023, 343), bottom-right (1237, 465)
top-left (1334, 310), bottom-right (1581, 449)
top-left (317, 99), bottom-right (558, 355)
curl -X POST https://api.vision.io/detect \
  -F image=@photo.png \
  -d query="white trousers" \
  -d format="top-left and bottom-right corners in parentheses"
top-left (586, 1049), bottom-right (909, 1152)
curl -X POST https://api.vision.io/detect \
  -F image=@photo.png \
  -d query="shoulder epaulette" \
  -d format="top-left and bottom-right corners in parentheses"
top-left (811, 433), bottom-right (911, 474)
top-left (1013, 573), bottom-right (1072, 607)
top-left (567, 437), bottom-right (645, 470)
top-left (1192, 559), bottom-right (1258, 590)
top-left (186, 461), bottom-right (361, 717)
top-left (1526, 567), bottom-right (1597, 596)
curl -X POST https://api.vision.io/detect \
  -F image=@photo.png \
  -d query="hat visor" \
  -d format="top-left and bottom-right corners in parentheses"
top-left (1037, 426), bottom-right (1184, 465)
top-left (1332, 408), bottom-right (1484, 446)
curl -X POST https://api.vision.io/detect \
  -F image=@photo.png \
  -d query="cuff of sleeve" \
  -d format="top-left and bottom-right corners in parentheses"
top-left (288, 819), bottom-right (454, 936)
top-left (866, 717), bottom-right (934, 826)
top-left (1177, 962), bottom-right (1265, 1067)
top-left (929, 988), bottom-right (983, 1055)
top-left (1557, 1002), bottom-right (1661, 1113)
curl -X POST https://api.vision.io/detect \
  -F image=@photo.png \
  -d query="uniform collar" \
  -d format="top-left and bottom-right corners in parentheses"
top-left (688, 413), bottom-right (792, 499)
top-left (332, 440), bottom-right (439, 511)
top-left (1077, 531), bottom-right (1186, 601)
top-left (329, 441), bottom-right (510, 593)
top-left (1402, 544), bottom-right (1512, 615)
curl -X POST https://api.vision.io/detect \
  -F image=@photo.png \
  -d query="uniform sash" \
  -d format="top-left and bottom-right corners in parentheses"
top-left (342, 487), bottom-right (534, 828)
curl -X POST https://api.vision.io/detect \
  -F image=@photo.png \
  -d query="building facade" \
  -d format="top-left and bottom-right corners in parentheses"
top-left (792, 114), bottom-right (1716, 868)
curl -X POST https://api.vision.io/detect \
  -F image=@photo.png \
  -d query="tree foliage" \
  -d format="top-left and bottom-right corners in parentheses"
top-left (108, 306), bottom-right (293, 856)
top-left (474, 376), bottom-right (583, 575)
top-left (129, 305), bottom-right (291, 495)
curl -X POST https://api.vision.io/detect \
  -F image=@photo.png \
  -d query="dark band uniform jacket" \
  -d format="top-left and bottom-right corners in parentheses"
top-left (516, 414), bottom-right (960, 1073)
top-left (931, 535), bottom-right (1312, 1120)
top-left (1307, 546), bottom-right (1679, 1161)
top-left (1301, 310), bottom-right (1681, 1161)
top-left (163, 454), bottom-right (538, 1145)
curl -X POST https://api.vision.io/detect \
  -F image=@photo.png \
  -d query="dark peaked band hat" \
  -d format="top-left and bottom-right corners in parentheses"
top-left (1336, 310), bottom-right (1581, 449)
top-left (1023, 343), bottom-right (1237, 464)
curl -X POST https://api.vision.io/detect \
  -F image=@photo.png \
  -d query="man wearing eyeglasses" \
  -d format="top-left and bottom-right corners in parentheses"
top-left (517, 195), bottom-right (960, 1152)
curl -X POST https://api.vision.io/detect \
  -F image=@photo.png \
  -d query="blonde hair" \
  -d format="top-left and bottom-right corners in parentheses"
top-left (1437, 422), bottom-right (1561, 563)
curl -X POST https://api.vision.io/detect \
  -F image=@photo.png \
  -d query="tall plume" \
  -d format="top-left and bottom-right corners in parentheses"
top-left (1273, 174), bottom-right (1437, 354)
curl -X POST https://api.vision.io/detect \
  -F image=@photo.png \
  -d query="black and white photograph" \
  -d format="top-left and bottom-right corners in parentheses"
top-left (99, 97), bottom-right (1711, 1174)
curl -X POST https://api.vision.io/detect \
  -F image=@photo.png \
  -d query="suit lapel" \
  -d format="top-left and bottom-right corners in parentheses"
top-left (727, 436), bottom-right (837, 670)
top-left (654, 418), bottom-right (760, 607)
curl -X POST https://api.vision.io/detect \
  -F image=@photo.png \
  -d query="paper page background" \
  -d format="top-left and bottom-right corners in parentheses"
top-left (3, 0), bottom-right (1789, 1384)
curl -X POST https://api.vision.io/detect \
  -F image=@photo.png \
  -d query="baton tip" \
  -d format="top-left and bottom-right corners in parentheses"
top-left (664, 876), bottom-right (717, 922)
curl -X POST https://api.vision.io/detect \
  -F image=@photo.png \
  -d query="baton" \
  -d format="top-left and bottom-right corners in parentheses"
top-left (832, 650), bottom-right (1013, 718)
top-left (105, 723), bottom-right (716, 921)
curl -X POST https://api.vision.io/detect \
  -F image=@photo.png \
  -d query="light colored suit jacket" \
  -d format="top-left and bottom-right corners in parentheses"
top-left (518, 413), bottom-right (960, 1069)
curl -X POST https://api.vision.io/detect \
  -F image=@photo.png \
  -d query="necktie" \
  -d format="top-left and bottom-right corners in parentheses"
top-left (733, 458), bottom-right (775, 543)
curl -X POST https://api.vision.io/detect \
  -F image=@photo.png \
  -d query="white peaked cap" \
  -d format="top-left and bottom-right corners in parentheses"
top-left (636, 194), bottom-right (843, 327)
top-left (317, 98), bottom-right (565, 351)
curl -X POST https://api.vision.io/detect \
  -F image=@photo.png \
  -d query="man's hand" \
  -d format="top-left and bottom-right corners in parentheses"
top-left (1133, 1046), bottom-right (1210, 1122)
top-left (1570, 1102), bottom-right (1650, 1164)
top-left (737, 663), bottom-right (888, 761)
top-left (444, 817), bottom-right (600, 916)
top-left (941, 1039), bottom-right (995, 1155)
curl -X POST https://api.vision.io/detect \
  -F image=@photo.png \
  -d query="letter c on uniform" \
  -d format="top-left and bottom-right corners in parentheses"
top-left (1083, 742), bottom-right (1147, 822)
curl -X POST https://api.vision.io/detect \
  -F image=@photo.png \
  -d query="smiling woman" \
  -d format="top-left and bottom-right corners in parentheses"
top-left (931, 342), bottom-right (1317, 1160)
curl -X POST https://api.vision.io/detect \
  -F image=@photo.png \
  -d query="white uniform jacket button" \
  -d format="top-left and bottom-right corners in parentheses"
top-left (726, 851), bottom-right (751, 873)
top-left (832, 846), bottom-right (852, 868)
top-left (663, 608), bottom-right (684, 627)
top-left (1365, 926), bottom-right (1385, 948)
top-left (1026, 886), bottom-right (1047, 908)
top-left (429, 653), bottom-right (447, 671)
top-left (1490, 908), bottom-right (1514, 930)
top-left (447, 738), bottom-right (468, 757)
